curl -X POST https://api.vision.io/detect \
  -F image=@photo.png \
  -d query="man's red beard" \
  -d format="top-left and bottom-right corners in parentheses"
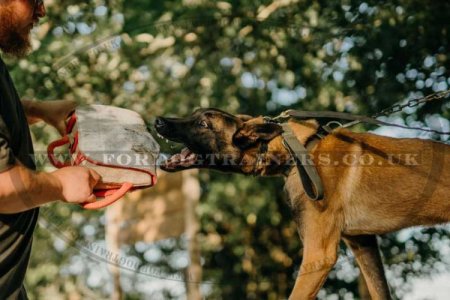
top-left (0, 7), bottom-right (32, 58)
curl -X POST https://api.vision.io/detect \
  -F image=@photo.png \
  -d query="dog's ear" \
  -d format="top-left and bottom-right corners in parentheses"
top-left (233, 122), bottom-right (283, 149)
top-left (236, 114), bottom-right (253, 122)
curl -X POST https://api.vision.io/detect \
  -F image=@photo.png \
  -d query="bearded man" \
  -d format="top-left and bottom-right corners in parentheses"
top-left (0, 1), bottom-right (101, 298)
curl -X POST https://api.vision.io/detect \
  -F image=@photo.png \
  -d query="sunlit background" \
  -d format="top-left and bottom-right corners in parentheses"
top-left (5, 0), bottom-right (450, 299)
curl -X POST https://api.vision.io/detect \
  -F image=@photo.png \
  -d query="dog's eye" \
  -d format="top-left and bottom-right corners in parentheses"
top-left (198, 120), bottom-right (209, 128)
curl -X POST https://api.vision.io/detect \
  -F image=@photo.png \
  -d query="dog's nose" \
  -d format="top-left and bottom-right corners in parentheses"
top-left (155, 117), bottom-right (166, 129)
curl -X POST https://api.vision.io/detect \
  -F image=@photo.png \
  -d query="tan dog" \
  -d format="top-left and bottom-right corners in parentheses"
top-left (154, 108), bottom-right (450, 299)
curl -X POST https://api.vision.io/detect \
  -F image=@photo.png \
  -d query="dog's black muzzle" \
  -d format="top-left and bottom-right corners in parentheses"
top-left (154, 117), bottom-right (166, 129)
top-left (154, 116), bottom-right (190, 144)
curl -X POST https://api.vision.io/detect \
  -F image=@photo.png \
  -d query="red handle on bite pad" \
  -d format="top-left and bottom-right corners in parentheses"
top-left (47, 135), bottom-right (72, 168)
top-left (82, 182), bottom-right (133, 210)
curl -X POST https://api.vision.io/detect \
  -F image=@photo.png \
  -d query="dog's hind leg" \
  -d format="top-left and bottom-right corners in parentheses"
top-left (343, 235), bottom-right (392, 300)
top-left (288, 220), bottom-right (341, 300)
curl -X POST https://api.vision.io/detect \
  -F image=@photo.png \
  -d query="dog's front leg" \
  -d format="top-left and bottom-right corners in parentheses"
top-left (289, 224), bottom-right (341, 300)
top-left (343, 235), bottom-right (392, 300)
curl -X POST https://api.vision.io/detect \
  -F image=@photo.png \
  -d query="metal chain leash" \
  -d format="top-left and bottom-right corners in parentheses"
top-left (373, 89), bottom-right (450, 118)
top-left (272, 89), bottom-right (450, 134)
top-left (341, 89), bottom-right (450, 130)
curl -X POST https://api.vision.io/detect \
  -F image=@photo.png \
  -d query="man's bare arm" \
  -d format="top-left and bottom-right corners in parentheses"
top-left (21, 99), bottom-right (77, 134)
top-left (20, 100), bottom-right (42, 125)
top-left (0, 163), bottom-right (100, 214)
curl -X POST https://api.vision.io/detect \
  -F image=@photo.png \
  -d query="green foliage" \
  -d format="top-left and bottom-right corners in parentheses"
top-left (6, 0), bottom-right (449, 299)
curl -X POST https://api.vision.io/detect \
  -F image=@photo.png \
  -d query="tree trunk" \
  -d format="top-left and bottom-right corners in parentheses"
top-left (106, 201), bottom-right (124, 300)
top-left (183, 170), bottom-right (202, 300)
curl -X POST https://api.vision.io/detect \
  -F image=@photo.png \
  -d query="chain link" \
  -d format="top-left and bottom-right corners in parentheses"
top-left (373, 89), bottom-right (450, 118)
top-left (274, 89), bottom-right (450, 134)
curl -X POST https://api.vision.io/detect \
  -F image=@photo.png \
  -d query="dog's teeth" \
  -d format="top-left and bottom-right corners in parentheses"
top-left (157, 153), bottom-right (170, 166)
top-left (181, 148), bottom-right (191, 157)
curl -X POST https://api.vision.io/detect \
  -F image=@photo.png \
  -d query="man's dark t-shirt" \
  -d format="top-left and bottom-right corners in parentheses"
top-left (0, 57), bottom-right (39, 299)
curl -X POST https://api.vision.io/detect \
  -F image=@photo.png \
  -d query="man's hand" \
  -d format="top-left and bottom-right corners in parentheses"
top-left (0, 164), bottom-right (101, 213)
top-left (51, 167), bottom-right (101, 204)
top-left (22, 100), bottom-right (77, 135)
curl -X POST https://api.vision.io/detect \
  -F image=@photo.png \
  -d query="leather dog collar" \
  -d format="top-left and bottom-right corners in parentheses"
top-left (281, 123), bottom-right (325, 201)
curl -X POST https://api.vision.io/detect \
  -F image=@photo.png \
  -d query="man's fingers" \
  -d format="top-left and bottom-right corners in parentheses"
top-left (56, 120), bottom-right (67, 136)
top-left (56, 100), bottom-right (76, 120)
top-left (89, 169), bottom-right (101, 188)
top-left (44, 100), bottom-right (77, 135)
top-left (85, 193), bottom-right (96, 203)
top-left (63, 100), bottom-right (77, 117)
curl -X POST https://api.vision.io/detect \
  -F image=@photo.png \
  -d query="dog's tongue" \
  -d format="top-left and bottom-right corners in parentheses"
top-left (163, 148), bottom-right (197, 169)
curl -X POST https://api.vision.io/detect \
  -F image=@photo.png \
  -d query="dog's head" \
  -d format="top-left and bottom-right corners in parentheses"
top-left (155, 108), bottom-right (290, 175)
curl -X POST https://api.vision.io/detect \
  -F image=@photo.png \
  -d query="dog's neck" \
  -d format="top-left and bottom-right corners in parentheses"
top-left (245, 119), bottom-right (320, 177)
top-left (285, 119), bottom-right (321, 144)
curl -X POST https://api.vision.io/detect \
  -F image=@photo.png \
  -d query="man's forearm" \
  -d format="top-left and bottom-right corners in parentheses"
top-left (20, 99), bottom-right (77, 134)
top-left (21, 100), bottom-right (42, 125)
top-left (0, 164), bottom-right (62, 213)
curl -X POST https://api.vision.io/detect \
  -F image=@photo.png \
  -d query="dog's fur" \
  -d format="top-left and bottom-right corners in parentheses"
top-left (155, 108), bottom-right (450, 300)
